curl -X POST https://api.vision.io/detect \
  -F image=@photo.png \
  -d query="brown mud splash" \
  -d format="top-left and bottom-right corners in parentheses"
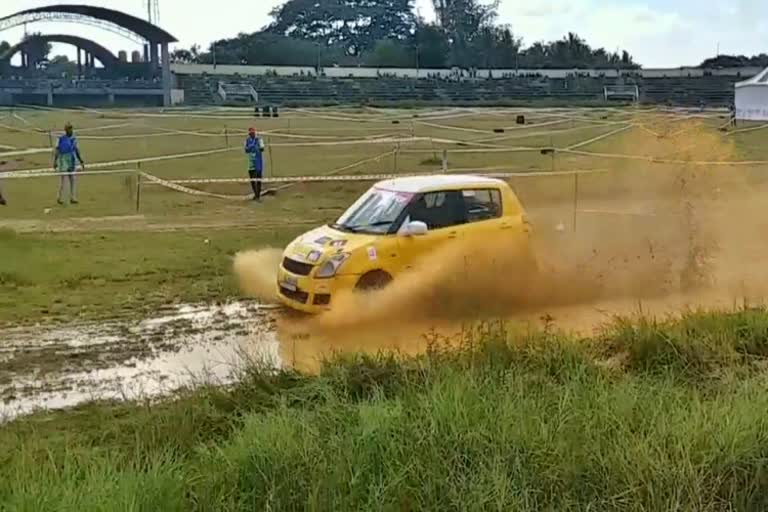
top-left (302, 117), bottom-right (768, 335)
top-left (239, 116), bottom-right (768, 349)
top-left (233, 248), bottom-right (283, 303)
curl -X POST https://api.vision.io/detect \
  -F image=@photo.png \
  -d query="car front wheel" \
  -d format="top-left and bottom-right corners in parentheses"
top-left (355, 270), bottom-right (393, 292)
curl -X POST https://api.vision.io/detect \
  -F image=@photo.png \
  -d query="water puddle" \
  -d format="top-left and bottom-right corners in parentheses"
top-left (1, 301), bottom-right (282, 421)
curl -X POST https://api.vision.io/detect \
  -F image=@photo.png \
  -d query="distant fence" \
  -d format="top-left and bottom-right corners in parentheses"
top-left (171, 64), bottom-right (765, 80)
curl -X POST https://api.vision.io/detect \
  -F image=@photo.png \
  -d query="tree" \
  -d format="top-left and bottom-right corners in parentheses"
top-left (415, 23), bottom-right (449, 68)
top-left (200, 33), bottom-right (347, 67)
top-left (363, 39), bottom-right (414, 67)
top-left (171, 45), bottom-right (202, 64)
top-left (492, 26), bottom-right (522, 68)
top-left (700, 54), bottom-right (768, 68)
top-left (162, 0), bottom-right (641, 70)
top-left (268, 0), bottom-right (416, 55)
top-left (0, 40), bottom-right (10, 55)
top-left (431, 0), bottom-right (497, 57)
top-left (469, 24), bottom-right (521, 69)
top-left (515, 33), bottom-right (638, 70)
top-left (22, 33), bottom-right (52, 68)
top-left (45, 55), bottom-right (78, 77)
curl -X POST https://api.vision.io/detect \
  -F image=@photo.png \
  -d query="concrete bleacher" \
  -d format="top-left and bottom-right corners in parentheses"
top-left (174, 73), bottom-right (737, 107)
top-left (217, 81), bottom-right (258, 104)
top-left (0, 78), bottom-right (167, 106)
top-left (176, 74), bottom-right (612, 105)
top-left (639, 76), bottom-right (738, 106)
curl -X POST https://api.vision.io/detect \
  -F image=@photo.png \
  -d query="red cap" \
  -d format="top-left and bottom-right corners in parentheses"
top-left (248, 127), bottom-right (256, 134)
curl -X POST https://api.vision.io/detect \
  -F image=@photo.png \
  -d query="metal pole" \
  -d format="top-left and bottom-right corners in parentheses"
top-left (442, 149), bottom-right (448, 173)
top-left (224, 125), bottom-right (229, 147)
top-left (415, 43), bottom-right (420, 79)
top-left (268, 141), bottom-right (275, 177)
top-left (394, 145), bottom-right (400, 173)
top-left (550, 135), bottom-right (555, 173)
top-left (135, 166), bottom-right (142, 212)
top-left (573, 171), bottom-right (579, 232)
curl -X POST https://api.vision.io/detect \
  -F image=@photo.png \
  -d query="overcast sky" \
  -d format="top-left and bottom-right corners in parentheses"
top-left (1, 0), bottom-right (765, 68)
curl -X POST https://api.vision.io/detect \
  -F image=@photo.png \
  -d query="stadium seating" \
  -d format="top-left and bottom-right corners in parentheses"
top-left (217, 81), bottom-right (258, 104)
top-left (171, 73), bottom-right (740, 108)
top-left (0, 77), bottom-right (166, 107)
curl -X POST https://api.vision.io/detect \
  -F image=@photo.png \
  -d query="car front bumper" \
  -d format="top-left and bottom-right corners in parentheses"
top-left (276, 265), bottom-right (358, 314)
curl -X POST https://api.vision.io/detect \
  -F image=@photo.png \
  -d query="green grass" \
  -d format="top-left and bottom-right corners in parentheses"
top-left (5, 106), bottom-right (768, 508)
top-left (2, 105), bottom-right (768, 323)
top-left (3, 106), bottom-right (766, 223)
top-left (3, 309), bottom-right (768, 510)
top-left (0, 227), bottom-right (304, 325)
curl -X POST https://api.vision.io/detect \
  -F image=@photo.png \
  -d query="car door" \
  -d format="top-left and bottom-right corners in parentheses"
top-left (461, 188), bottom-right (507, 241)
top-left (461, 187), bottom-right (531, 262)
top-left (396, 189), bottom-right (467, 271)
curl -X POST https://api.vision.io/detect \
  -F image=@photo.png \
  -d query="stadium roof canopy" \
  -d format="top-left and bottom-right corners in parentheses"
top-left (0, 4), bottom-right (177, 44)
top-left (735, 67), bottom-right (768, 88)
top-left (0, 34), bottom-right (118, 66)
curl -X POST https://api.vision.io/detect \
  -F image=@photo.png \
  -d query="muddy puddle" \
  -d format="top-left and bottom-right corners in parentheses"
top-left (2, 290), bottom-right (762, 422)
top-left (0, 302), bottom-right (281, 421)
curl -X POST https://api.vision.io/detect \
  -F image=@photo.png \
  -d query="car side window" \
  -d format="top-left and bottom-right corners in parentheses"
top-left (405, 191), bottom-right (467, 230)
top-left (463, 189), bottom-right (502, 223)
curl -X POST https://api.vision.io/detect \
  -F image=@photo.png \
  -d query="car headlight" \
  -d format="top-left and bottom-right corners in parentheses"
top-left (315, 253), bottom-right (350, 278)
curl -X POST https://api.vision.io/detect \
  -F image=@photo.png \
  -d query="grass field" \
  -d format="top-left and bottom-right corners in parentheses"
top-left (3, 309), bottom-right (768, 510)
top-left (2, 103), bottom-right (765, 328)
top-left (4, 105), bottom-right (768, 509)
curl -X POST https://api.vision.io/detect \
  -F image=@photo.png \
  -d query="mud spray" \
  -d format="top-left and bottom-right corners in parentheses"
top-left (233, 249), bottom-right (283, 303)
top-left (235, 115), bottom-right (768, 364)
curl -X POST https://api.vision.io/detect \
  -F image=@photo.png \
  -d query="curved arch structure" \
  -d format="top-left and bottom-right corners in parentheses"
top-left (0, 5), bottom-right (177, 44)
top-left (0, 34), bottom-right (118, 68)
top-left (0, 5), bottom-right (176, 105)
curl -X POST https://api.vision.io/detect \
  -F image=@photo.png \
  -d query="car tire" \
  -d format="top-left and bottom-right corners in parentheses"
top-left (355, 270), bottom-right (393, 292)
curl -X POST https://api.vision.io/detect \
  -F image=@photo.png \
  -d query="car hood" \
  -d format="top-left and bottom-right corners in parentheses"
top-left (283, 225), bottom-right (378, 264)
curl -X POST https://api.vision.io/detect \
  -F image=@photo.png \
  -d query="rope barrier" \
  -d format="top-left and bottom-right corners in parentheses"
top-left (9, 147), bottom-right (237, 175)
top-left (565, 124), bottom-right (633, 150)
top-left (1, 168), bottom-right (138, 179)
top-left (0, 148), bottom-right (52, 158)
top-left (471, 123), bottom-right (613, 144)
top-left (139, 168), bottom-right (612, 186)
top-left (560, 148), bottom-right (768, 166)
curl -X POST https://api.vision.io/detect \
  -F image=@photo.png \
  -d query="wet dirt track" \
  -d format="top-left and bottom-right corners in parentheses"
top-left (0, 302), bottom-right (280, 420)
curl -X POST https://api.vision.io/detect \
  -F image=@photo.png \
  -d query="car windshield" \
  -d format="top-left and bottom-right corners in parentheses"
top-left (333, 187), bottom-right (414, 234)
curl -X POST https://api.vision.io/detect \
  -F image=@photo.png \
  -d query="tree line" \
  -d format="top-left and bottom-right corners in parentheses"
top-left (699, 54), bottom-right (768, 69)
top-left (171, 0), bottom-right (640, 70)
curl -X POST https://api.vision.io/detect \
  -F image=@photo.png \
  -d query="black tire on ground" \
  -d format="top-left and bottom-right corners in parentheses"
top-left (355, 270), bottom-right (393, 292)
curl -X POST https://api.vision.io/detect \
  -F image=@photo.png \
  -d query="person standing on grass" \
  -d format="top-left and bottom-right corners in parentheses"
top-left (244, 127), bottom-right (265, 201)
top-left (53, 122), bottom-right (85, 205)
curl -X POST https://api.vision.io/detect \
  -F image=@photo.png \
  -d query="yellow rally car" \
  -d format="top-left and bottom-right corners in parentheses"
top-left (276, 174), bottom-right (532, 313)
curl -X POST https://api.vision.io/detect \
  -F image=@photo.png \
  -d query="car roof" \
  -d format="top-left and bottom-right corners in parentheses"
top-left (373, 174), bottom-right (507, 193)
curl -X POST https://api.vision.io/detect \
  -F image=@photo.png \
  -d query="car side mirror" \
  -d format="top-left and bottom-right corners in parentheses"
top-left (403, 220), bottom-right (428, 236)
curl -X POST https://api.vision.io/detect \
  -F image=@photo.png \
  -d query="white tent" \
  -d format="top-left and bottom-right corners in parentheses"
top-left (735, 67), bottom-right (768, 121)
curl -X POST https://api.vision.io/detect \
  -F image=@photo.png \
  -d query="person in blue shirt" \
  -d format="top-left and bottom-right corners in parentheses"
top-left (53, 122), bottom-right (85, 205)
top-left (244, 127), bottom-right (265, 201)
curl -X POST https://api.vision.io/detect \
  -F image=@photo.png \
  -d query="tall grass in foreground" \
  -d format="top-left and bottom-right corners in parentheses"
top-left (3, 309), bottom-right (768, 511)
